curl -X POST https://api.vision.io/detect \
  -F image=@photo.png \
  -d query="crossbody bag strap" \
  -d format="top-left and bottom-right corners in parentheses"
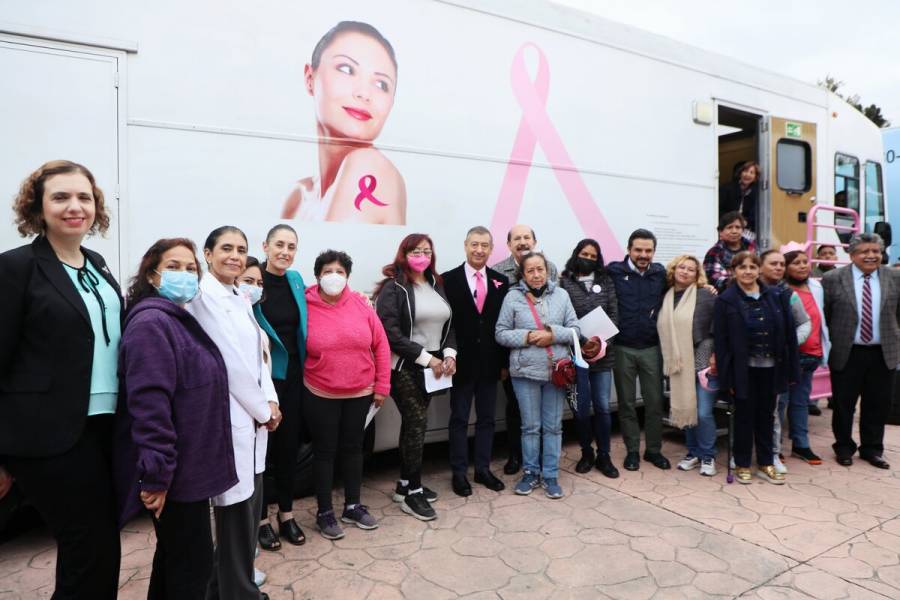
top-left (525, 294), bottom-right (555, 363)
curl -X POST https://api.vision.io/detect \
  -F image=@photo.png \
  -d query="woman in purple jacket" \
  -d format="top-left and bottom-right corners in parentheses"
top-left (114, 238), bottom-right (237, 599)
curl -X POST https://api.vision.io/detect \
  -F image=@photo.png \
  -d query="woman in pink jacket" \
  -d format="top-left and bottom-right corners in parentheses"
top-left (304, 250), bottom-right (391, 540)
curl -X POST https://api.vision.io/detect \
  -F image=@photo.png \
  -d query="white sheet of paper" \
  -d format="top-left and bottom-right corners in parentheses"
top-left (577, 305), bottom-right (619, 341)
top-left (424, 369), bottom-right (453, 393)
top-left (364, 403), bottom-right (380, 430)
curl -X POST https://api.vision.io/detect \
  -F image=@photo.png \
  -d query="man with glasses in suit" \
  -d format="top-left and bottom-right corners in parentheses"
top-left (822, 232), bottom-right (900, 468)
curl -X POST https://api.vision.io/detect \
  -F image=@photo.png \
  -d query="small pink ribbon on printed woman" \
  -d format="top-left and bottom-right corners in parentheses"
top-left (354, 174), bottom-right (389, 211)
top-left (489, 43), bottom-right (623, 263)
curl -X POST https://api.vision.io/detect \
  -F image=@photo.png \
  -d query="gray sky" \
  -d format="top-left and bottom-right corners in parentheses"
top-left (553, 0), bottom-right (900, 127)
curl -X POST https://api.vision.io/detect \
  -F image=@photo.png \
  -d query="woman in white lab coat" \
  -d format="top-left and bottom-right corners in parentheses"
top-left (187, 225), bottom-right (280, 600)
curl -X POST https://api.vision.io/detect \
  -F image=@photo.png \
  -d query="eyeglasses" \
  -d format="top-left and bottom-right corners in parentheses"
top-left (408, 249), bottom-right (433, 257)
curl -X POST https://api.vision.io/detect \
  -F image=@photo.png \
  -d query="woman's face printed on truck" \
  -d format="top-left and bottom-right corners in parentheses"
top-left (305, 31), bottom-right (397, 142)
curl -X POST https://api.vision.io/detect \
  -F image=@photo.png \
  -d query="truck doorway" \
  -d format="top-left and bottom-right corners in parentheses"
top-left (717, 105), bottom-right (765, 244)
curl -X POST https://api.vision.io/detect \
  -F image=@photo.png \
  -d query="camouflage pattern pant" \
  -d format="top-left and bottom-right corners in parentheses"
top-left (391, 368), bottom-right (431, 489)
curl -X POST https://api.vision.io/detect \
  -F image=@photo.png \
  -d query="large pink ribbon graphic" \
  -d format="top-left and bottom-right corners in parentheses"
top-left (489, 43), bottom-right (623, 263)
top-left (354, 174), bottom-right (389, 211)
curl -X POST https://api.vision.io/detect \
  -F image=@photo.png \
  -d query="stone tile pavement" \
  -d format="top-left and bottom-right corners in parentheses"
top-left (2, 410), bottom-right (900, 599)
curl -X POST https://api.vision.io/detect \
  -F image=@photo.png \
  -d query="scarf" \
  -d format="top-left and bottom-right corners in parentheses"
top-left (657, 284), bottom-right (698, 428)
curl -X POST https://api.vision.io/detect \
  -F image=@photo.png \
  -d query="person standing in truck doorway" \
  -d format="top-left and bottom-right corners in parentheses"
top-left (282, 21), bottom-right (406, 225)
top-left (719, 161), bottom-right (762, 242)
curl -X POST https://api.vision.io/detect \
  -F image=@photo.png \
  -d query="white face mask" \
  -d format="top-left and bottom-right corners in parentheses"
top-left (238, 283), bottom-right (263, 305)
top-left (319, 272), bottom-right (347, 296)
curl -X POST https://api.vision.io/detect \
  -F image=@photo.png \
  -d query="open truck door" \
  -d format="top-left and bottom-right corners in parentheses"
top-left (769, 117), bottom-right (817, 248)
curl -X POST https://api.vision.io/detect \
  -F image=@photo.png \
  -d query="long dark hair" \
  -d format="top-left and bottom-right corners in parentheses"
top-left (126, 238), bottom-right (201, 311)
top-left (562, 238), bottom-right (606, 280)
top-left (374, 233), bottom-right (440, 297)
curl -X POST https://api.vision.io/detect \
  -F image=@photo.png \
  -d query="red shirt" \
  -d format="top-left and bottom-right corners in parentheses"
top-left (794, 287), bottom-right (823, 357)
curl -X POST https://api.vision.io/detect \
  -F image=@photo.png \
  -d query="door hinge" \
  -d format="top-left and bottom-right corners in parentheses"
top-left (760, 121), bottom-right (769, 133)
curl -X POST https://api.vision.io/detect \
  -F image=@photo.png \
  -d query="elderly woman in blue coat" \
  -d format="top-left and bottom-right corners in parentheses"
top-left (496, 252), bottom-right (579, 499)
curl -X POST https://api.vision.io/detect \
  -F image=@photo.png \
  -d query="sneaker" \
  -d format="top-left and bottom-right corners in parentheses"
top-left (699, 457), bottom-right (717, 477)
top-left (514, 471), bottom-right (541, 495)
top-left (401, 492), bottom-right (437, 521)
top-left (316, 510), bottom-right (345, 540)
top-left (677, 454), bottom-right (699, 471)
top-left (735, 467), bottom-right (753, 484)
top-left (254, 568), bottom-right (267, 587)
top-left (392, 482), bottom-right (438, 503)
top-left (542, 477), bottom-right (563, 499)
top-left (729, 457), bottom-right (736, 470)
top-left (791, 447), bottom-right (822, 465)
top-left (341, 504), bottom-right (378, 530)
top-left (773, 456), bottom-right (788, 475)
top-left (808, 404), bottom-right (822, 416)
top-left (757, 465), bottom-right (786, 485)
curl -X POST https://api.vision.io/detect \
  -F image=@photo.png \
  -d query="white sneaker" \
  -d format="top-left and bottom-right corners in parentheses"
top-left (773, 456), bottom-right (788, 475)
top-left (677, 455), bottom-right (699, 471)
top-left (254, 568), bottom-right (266, 587)
top-left (699, 458), bottom-right (717, 477)
top-left (729, 457), bottom-right (736, 470)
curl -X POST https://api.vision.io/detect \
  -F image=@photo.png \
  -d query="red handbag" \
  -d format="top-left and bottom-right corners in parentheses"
top-left (525, 295), bottom-right (576, 388)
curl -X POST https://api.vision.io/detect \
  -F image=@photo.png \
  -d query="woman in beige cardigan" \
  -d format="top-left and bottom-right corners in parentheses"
top-left (657, 255), bottom-right (718, 477)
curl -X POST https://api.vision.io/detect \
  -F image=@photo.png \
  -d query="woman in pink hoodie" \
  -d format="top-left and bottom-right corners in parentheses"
top-left (304, 250), bottom-right (391, 540)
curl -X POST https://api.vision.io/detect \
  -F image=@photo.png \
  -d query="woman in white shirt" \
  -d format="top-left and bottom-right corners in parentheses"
top-left (187, 226), bottom-right (281, 600)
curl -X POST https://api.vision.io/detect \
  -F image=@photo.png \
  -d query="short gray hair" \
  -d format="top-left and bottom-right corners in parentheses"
top-left (848, 232), bottom-right (885, 254)
top-left (466, 225), bottom-right (493, 243)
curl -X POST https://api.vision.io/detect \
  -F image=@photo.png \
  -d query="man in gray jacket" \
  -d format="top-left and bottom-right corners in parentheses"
top-left (491, 224), bottom-right (559, 474)
top-left (823, 232), bottom-right (900, 469)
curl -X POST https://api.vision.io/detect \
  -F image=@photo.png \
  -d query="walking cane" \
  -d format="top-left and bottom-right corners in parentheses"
top-left (726, 399), bottom-right (735, 484)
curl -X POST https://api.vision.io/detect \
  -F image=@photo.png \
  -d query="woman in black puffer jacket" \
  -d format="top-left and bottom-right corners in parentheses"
top-left (558, 239), bottom-right (619, 478)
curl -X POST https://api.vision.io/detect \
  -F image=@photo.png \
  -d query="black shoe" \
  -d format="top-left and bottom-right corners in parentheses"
top-left (624, 451), bottom-right (640, 471)
top-left (575, 448), bottom-right (595, 474)
top-left (401, 492), bottom-right (437, 521)
top-left (596, 453), bottom-right (620, 479)
top-left (452, 473), bottom-right (472, 497)
top-left (260, 594), bottom-right (269, 600)
top-left (808, 404), bottom-right (822, 416)
top-left (258, 523), bottom-right (281, 551)
top-left (504, 456), bottom-right (521, 475)
top-left (861, 455), bottom-right (891, 469)
top-left (643, 452), bottom-right (671, 470)
top-left (474, 470), bottom-right (505, 492)
top-left (392, 482), bottom-right (438, 503)
top-left (279, 518), bottom-right (306, 546)
top-left (836, 455), bottom-right (853, 466)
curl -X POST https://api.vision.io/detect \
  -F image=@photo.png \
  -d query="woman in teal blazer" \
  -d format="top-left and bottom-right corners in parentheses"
top-left (253, 224), bottom-right (309, 550)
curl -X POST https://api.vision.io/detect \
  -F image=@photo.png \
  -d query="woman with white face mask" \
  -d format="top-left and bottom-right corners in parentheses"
top-left (303, 250), bottom-right (391, 539)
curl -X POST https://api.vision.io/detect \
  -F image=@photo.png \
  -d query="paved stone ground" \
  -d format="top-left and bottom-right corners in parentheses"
top-left (2, 409), bottom-right (900, 599)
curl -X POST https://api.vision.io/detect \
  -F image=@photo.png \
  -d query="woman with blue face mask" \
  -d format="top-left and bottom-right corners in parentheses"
top-left (114, 238), bottom-right (237, 598)
top-left (238, 257), bottom-right (265, 306)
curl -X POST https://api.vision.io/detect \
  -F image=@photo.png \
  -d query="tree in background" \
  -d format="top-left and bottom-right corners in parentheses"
top-left (819, 75), bottom-right (891, 128)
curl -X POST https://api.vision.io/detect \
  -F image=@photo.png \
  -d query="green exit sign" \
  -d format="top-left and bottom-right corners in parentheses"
top-left (786, 122), bottom-right (802, 138)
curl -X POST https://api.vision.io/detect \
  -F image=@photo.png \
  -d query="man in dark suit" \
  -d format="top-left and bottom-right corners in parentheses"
top-left (442, 226), bottom-right (509, 496)
top-left (823, 232), bottom-right (900, 468)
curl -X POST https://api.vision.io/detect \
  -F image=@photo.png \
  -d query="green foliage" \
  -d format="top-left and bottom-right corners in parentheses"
top-left (818, 75), bottom-right (891, 128)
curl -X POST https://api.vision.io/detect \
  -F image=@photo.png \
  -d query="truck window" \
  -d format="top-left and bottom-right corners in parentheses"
top-left (776, 139), bottom-right (811, 192)
top-left (834, 153), bottom-right (860, 213)
top-left (864, 161), bottom-right (885, 232)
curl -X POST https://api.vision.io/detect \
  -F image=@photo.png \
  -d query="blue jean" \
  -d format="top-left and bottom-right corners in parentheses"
top-left (574, 367), bottom-right (612, 454)
top-left (774, 362), bottom-right (815, 452)
top-left (512, 377), bottom-right (564, 479)
top-left (684, 377), bottom-right (717, 460)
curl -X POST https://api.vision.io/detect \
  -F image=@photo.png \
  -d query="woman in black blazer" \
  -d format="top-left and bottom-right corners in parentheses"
top-left (0, 161), bottom-right (122, 598)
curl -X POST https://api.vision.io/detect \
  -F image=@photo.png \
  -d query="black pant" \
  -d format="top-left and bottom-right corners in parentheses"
top-left (831, 345), bottom-right (894, 459)
top-left (148, 499), bottom-right (213, 600)
top-left (207, 474), bottom-right (264, 600)
top-left (502, 376), bottom-right (522, 460)
top-left (391, 368), bottom-right (431, 489)
top-left (262, 355), bottom-right (302, 517)
top-left (449, 377), bottom-right (498, 474)
top-left (734, 367), bottom-right (776, 468)
top-left (303, 390), bottom-right (371, 513)
top-left (5, 415), bottom-right (120, 600)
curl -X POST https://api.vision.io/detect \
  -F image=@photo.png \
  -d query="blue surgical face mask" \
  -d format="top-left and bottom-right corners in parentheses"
top-left (239, 283), bottom-right (263, 305)
top-left (155, 270), bottom-right (199, 304)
